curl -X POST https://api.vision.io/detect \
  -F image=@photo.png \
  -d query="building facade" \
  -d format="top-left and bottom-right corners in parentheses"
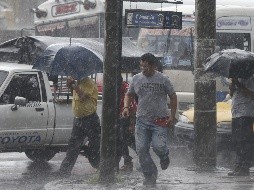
top-left (0, 0), bottom-right (46, 43)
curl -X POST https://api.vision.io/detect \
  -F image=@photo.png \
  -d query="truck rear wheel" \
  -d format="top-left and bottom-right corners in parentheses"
top-left (25, 149), bottom-right (56, 162)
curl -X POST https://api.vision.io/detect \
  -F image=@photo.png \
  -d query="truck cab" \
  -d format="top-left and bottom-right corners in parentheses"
top-left (0, 63), bottom-right (54, 147)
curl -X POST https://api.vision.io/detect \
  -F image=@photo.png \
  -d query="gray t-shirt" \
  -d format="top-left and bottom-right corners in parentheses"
top-left (231, 76), bottom-right (254, 118)
top-left (127, 71), bottom-right (175, 121)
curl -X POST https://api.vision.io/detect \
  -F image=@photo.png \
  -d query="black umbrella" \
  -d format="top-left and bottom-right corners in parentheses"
top-left (204, 49), bottom-right (254, 79)
top-left (33, 43), bottom-right (103, 79)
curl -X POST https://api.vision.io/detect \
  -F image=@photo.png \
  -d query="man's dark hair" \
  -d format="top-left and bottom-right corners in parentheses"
top-left (141, 53), bottom-right (157, 66)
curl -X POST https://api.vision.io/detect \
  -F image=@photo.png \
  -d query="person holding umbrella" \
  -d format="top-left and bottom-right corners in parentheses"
top-left (53, 76), bottom-right (101, 177)
top-left (228, 76), bottom-right (254, 176)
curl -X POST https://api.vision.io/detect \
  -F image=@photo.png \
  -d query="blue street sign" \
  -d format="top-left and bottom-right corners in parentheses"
top-left (125, 9), bottom-right (182, 29)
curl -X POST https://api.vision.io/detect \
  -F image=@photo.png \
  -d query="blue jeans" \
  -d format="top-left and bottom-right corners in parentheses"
top-left (135, 117), bottom-right (169, 178)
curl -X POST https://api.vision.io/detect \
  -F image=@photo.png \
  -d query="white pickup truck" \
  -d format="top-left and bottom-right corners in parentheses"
top-left (0, 62), bottom-right (100, 167)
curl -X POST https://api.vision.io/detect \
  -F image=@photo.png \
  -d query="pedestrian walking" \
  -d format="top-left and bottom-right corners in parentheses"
top-left (117, 75), bottom-right (137, 172)
top-left (228, 76), bottom-right (254, 176)
top-left (53, 76), bottom-right (101, 177)
top-left (122, 53), bottom-right (177, 186)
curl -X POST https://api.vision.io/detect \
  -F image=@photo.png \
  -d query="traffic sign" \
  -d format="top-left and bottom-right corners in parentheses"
top-left (125, 9), bottom-right (182, 29)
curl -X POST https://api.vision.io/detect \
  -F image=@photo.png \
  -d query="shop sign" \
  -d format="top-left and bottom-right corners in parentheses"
top-left (52, 1), bottom-right (80, 17)
top-left (216, 16), bottom-right (251, 30)
top-left (36, 21), bottom-right (66, 32)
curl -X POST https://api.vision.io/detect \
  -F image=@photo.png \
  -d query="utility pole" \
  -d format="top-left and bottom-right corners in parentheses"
top-left (193, 0), bottom-right (217, 167)
top-left (99, 0), bottom-right (122, 183)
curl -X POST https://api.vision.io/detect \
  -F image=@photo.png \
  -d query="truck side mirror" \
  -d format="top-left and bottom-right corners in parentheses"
top-left (11, 96), bottom-right (27, 111)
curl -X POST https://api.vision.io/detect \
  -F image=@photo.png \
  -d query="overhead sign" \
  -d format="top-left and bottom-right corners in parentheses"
top-left (125, 9), bottom-right (182, 29)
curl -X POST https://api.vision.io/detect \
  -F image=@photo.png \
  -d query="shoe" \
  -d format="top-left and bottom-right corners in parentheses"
top-left (160, 157), bottom-right (170, 170)
top-left (143, 175), bottom-right (156, 186)
top-left (119, 162), bottom-right (133, 172)
top-left (50, 170), bottom-right (71, 178)
top-left (228, 166), bottom-right (250, 176)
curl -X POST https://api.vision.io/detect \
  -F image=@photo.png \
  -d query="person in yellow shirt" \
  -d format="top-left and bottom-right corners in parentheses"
top-left (71, 77), bottom-right (98, 118)
top-left (53, 76), bottom-right (101, 177)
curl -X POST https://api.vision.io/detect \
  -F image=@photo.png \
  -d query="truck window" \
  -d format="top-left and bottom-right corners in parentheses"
top-left (0, 74), bottom-right (41, 104)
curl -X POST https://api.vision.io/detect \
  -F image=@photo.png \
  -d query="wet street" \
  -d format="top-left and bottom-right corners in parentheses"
top-left (0, 144), bottom-right (242, 190)
top-left (0, 146), bottom-right (179, 190)
top-left (0, 152), bottom-right (97, 190)
top-left (44, 147), bottom-right (254, 190)
top-left (0, 149), bottom-right (176, 189)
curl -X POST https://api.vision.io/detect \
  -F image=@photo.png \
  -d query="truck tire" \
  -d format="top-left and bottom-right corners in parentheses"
top-left (25, 149), bottom-right (56, 162)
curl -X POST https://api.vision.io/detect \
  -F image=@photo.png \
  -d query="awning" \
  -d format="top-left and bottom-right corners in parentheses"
top-left (0, 36), bottom-right (150, 72)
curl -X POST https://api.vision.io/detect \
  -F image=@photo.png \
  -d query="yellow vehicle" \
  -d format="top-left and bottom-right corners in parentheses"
top-left (174, 100), bottom-right (233, 150)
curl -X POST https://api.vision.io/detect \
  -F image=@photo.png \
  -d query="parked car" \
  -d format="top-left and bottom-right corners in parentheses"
top-left (174, 100), bottom-right (233, 151)
top-left (164, 70), bottom-right (229, 117)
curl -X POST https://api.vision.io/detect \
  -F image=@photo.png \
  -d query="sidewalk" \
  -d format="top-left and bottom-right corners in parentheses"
top-left (44, 147), bottom-right (254, 190)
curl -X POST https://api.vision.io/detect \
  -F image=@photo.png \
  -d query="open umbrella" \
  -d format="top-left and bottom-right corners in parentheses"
top-left (33, 43), bottom-right (103, 79)
top-left (204, 49), bottom-right (254, 79)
